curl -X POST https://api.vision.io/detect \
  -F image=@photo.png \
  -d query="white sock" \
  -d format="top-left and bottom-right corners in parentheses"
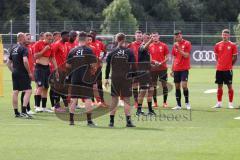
top-left (217, 101), bottom-right (222, 106)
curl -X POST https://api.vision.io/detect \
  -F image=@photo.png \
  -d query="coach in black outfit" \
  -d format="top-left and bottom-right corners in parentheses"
top-left (7, 32), bottom-right (32, 118)
top-left (105, 33), bottom-right (136, 128)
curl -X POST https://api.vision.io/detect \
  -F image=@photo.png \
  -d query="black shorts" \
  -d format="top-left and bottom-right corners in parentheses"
top-left (215, 70), bottom-right (233, 85)
top-left (34, 64), bottom-right (50, 89)
top-left (12, 71), bottom-right (31, 91)
top-left (111, 78), bottom-right (132, 97)
top-left (152, 70), bottom-right (168, 86)
top-left (70, 82), bottom-right (94, 99)
top-left (138, 71), bottom-right (152, 89)
top-left (173, 70), bottom-right (189, 83)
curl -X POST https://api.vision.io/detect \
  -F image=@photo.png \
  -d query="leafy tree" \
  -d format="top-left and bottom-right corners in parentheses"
top-left (101, 0), bottom-right (138, 34)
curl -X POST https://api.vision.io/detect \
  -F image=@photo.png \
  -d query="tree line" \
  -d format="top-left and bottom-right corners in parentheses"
top-left (0, 0), bottom-right (239, 22)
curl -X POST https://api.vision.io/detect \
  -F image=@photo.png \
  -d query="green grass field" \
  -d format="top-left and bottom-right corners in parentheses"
top-left (0, 66), bottom-right (240, 160)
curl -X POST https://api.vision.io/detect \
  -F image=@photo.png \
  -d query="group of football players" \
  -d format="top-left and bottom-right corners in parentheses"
top-left (7, 28), bottom-right (238, 127)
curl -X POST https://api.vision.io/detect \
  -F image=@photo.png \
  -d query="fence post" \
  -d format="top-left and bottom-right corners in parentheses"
top-left (201, 21), bottom-right (204, 67)
top-left (91, 21), bottom-right (93, 30)
top-left (228, 22), bottom-right (231, 41)
top-left (118, 21), bottom-right (121, 32)
top-left (145, 21), bottom-right (148, 33)
top-left (10, 19), bottom-right (13, 46)
top-left (201, 21), bottom-right (203, 48)
top-left (37, 21), bottom-right (39, 36)
top-left (64, 21), bottom-right (66, 30)
top-left (173, 21), bottom-right (176, 44)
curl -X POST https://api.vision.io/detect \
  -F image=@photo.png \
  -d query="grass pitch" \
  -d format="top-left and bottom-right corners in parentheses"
top-left (0, 66), bottom-right (240, 160)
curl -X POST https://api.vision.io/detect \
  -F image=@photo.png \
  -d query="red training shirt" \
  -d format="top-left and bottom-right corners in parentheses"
top-left (91, 40), bottom-right (106, 58)
top-left (172, 39), bottom-right (192, 71)
top-left (128, 41), bottom-right (142, 63)
top-left (148, 42), bottom-right (169, 70)
top-left (34, 40), bottom-right (54, 58)
top-left (52, 40), bottom-right (68, 69)
top-left (214, 41), bottom-right (238, 71)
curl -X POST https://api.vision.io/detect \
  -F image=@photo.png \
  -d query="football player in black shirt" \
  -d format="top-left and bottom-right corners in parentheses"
top-left (7, 32), bottom-right (33, 118)
top-left (136, 33), bottom-right (156, 116)
top-left (105, 33), bottom-right (136, 127)
top-left (66, 31), bottom-right (98, 126)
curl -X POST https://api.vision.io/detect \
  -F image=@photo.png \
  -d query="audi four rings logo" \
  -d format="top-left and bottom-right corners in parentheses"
top-left (192, 50), bottom-right (216, 62)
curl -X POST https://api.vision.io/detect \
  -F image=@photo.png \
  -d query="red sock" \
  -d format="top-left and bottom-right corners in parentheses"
top-left (217, 88), bottom-right (223, 102)
top-left (228, 89), bottom-right (234, 103)
top-left (81, 98), bottom-right (85, 103)
top-left (96, 97), bottom-right (101, 103)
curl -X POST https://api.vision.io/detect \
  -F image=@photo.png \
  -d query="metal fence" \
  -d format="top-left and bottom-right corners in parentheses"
top-left (0, 20), bottom-right (240, 45)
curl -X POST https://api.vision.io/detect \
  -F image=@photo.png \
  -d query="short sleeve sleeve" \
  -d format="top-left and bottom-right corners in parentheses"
top-left (22, 46), bottom-right (28, 57)
top-left (164, 44), bottom-right (169, 56)
top-left (214, 44), bottom-right (218, 55)
top-left (185, 41), bottom-right (192, 53)
top-left (232, 44), bottom-right (238, 55)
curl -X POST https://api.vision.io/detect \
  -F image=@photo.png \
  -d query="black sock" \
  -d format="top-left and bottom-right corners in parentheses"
top-left (87, 113), bottom-right (92, 123)
top-left (49, 89), bottom-right (55, 107)
top-left (14, 108), bottom-right (19, 115)
top-left (27, 103), bottom-right (31, 111)
top-left (153, 87), bottom-right (157, 103)
top-left (35, 95), bottom-right (41, 107)
top-left (137, 103), bottom-right (142, 111)
top-left (70, 113), bottom-right (74, 122)
top-left (110, 115), bottom-right (115, 123)
top-left (176, 89), bottom-right (181, 107)
top-left (148, 101), bottom-right (153, 112)
top-left (163, 87), bottom-right (168, 103)
top-left (22, 106), bottom-right (27, 114)
top-left (133, 88), bottom-right (138, 103)
top-left (183, 89), bottom-right (189, 104)
top-left (126, 116), bottom-right (131, 124)
top-left (21, 92), bottom-right (25, 111)
top-left (42, 97), bottom-right (47, 108)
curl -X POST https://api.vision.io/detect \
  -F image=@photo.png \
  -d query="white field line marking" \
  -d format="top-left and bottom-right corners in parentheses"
top-left (204, 89), bottom-right (217, 94)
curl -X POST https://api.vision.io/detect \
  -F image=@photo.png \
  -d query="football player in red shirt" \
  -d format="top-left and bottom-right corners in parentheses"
top-left (213, 29), bottom-right (238, 109)
top-left (51, 31), bottom-right (69, 111)
top-left (128, 30), bottom-right (143, 107)
top-left (33, 32), bottom-right (59, 113)
top-left (90, 30), bottom-right (107, 105)
top-left (20, 33), bottom-right (36, 115)
top-left (148, 32), bottom-right (169, 109)
top-left (38, 32), bottom-right (45, 41)
top-left (66, 31), bottom-right (78, 54)
top-left (87, 34), bottom-right (105, 106)
top-left (171, 30), bottom-right (191, 110)
top-left (53, 31), bottom-right (61, 42)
